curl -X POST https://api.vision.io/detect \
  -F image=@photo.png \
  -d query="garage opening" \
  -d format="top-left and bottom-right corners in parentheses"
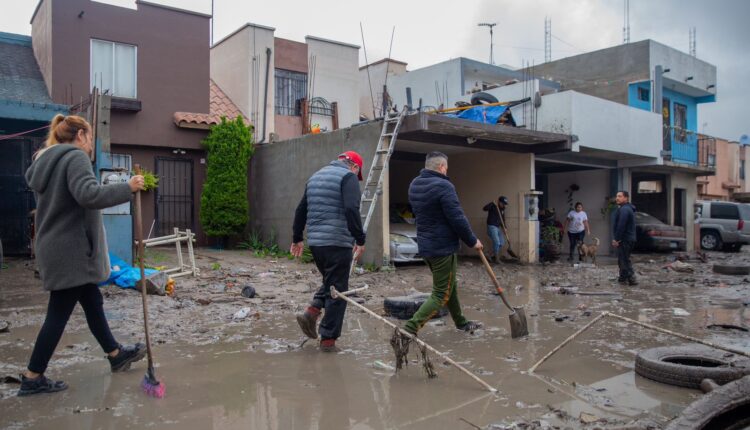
top-left (631, 173), bottom-right (668, 223)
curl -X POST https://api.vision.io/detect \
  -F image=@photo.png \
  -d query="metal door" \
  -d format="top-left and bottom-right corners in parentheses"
top-left (0, 137), bottom-right (42, 255)
top-left (155, 157), bottom-right (194, 237)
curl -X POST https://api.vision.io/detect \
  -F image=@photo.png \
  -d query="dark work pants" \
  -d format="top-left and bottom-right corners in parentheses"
top-left (28, 284), bottom-right (119, 374)
top-left (310, 246), bottom-right (353, 340)
top-left (568, 231), bottom-right (585, 259)
top-left (617, 241), bottom-right (635, 280)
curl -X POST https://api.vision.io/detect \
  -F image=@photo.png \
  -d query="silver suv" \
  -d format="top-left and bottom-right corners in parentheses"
top-left (696, 201), bottom-right (750, 252)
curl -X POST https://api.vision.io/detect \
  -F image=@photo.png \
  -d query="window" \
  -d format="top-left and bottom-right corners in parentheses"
top-left (674, 102), bottom-right (688, 142)
top-left (637, 87), bottom-right (650, 102)
top-left (637, 180), bottom-right (663, 193)
top-left (110, 153), bottom-right (132, 171)
top-left (274, 69), bottom-right (307, 116)
top-left (710, 203), bottom-right (739, 220)
top-left (741, 161), bottom-right (746, 181)
top-left (91, 39), bottom-right (137, 98)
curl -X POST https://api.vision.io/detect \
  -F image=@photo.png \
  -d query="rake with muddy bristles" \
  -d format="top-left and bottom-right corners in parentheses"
top-left (389, 328), bottom-right (436, 378)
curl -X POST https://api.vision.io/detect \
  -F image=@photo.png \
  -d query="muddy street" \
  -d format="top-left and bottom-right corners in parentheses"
top-left (1, 248), bottom-right (748, 429)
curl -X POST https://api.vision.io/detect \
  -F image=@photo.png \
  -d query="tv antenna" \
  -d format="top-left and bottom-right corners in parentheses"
top-left (623, 0), bottom-right (630, 44)
top-left (478, 22), bottom-right (497, 65)
top-left (544, 17), bottom-right (551, 62)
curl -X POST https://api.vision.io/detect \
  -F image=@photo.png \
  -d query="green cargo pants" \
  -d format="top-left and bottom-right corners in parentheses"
top-left (404, 254), bottom-right (468, 334)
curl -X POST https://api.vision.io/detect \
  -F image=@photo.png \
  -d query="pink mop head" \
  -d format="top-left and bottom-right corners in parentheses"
top-left (142, 368), bottom-right (165, 398)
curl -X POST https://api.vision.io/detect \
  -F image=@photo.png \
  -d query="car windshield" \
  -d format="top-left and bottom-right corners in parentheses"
top-left (635, 212), bottom-right (664, 225)
top-left (740, 204), bottom-right (750, 220)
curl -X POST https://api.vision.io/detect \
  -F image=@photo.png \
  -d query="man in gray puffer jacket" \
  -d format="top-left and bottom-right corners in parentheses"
top-left (19, 114), bottom-right (146, 396)
top-left (291, 151), bottom-right (366, 352)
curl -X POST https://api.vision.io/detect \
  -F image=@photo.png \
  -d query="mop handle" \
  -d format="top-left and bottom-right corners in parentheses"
top-left (134, 165), bottom-right (154, 368)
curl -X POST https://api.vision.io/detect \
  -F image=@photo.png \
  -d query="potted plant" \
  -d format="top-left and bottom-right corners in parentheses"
top-left (541, 225), bottom-right (562, 262)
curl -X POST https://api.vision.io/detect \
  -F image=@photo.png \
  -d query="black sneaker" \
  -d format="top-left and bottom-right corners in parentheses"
top-left (457, 321), bottom-right (483, 333)
top-left (108, 343), bottom-right (146, 372)
top-left (17, 374), bottom-right (68, 396)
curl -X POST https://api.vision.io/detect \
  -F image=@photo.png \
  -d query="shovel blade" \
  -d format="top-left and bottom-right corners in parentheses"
top-left (509, 306), bottom-right (528, 338)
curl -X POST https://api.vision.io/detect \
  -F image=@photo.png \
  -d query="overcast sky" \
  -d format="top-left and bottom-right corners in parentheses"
top-left (3, 0), bottom-right (746, 140)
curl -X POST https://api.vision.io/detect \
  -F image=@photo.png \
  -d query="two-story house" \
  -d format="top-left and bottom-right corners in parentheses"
top-left (30, 0), bottom-right (218, 248)
top-left (210, 23), bottom-right (360, 143)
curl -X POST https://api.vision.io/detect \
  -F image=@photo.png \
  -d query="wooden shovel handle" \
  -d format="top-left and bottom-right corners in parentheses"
top-left (477, 250), bottom-right (515, 312)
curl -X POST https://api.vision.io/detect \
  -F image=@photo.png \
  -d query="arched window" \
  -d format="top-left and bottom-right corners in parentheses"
top-left (310, 97), bottom-right (334, 116)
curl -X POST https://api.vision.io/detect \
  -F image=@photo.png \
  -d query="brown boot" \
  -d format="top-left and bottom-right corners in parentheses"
top-left (296, 306), bottom-right (321, 339)
top-left (320, 338), bottom-right (340, 353)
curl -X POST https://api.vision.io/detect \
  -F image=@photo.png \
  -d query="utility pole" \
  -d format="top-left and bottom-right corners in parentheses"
top-left (478, 22), bottom-right (497, 65)
top-left (623, 0), bottom-right (630, 44)
top-left (544, 17), bottom-right (551, 63)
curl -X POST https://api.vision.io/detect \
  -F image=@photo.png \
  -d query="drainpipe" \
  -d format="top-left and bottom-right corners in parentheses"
top-left (256, 47), bottom-right (272, 144)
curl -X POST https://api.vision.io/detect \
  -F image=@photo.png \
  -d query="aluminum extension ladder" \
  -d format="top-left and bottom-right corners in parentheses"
top-left (352, 108), bottom-right (408, 271)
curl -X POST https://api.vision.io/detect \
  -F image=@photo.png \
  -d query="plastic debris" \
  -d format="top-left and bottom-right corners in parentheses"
top-left (672, 307), bottom-right (690, 316)
top-left (233, 307), bottom-right (251, 320)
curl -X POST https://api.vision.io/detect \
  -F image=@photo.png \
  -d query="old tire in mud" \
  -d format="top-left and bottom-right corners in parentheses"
top-left (384, 294), bottom-right (448, 320)
top-left (635, 345), bottom-right (750, 389)
top-left (713, 264), bottom-right (750, 276)
top-left (665, 375), bottom-right (750, 430)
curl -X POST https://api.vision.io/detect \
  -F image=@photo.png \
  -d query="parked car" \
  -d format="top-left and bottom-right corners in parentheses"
top-left (696, 201), bottom-right (750, 252)
top-left (634, 212), bottom-right (686, 252)
top-left (389, 223), bottom-right (420, 263)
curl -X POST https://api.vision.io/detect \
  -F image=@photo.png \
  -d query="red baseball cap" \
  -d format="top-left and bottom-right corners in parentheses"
top-left (339, 151), bottom-right (364, 180)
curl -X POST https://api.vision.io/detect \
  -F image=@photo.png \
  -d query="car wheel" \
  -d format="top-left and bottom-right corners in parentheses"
top-left (700, 231), bottom-right (722, 251)
top-left (384, 293), bottom-right (448, 320)
top-left (665, 375), bottom-right (750, 430)
top-left (635, 345), bottom-right (750, 389)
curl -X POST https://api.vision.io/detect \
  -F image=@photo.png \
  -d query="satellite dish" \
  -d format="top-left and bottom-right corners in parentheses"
top-left (740, 134), bottom-right (749, 146)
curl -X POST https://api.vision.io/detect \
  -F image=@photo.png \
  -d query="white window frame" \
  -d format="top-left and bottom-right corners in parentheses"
top-left (90, 38), bottom-right (138, 99)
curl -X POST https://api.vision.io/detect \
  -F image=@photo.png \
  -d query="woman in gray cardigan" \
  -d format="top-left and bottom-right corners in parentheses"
top-left (18, 114), bottom-right (146, 396)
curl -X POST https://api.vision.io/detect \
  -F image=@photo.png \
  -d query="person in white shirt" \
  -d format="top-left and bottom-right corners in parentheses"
top-left (563, 202), bottom-right (591, 262)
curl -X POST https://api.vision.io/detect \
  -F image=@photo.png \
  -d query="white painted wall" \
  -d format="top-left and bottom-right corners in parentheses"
top-left (211, 23), bottom-right (275, 142)
top-left (306, 36), bottom-right (360, 130)
top-left (536, 91), bottom-right (663, 162)
top-left (649, 40), bottom-right (717, 98)
top-left (386, 59), bottom-right (463, 110)
top-left (358, 61), bottom-right (408, 119)
top-left (546, 169), bottom-right (613, 255)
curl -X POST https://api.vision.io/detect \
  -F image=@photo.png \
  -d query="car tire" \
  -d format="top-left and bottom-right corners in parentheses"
top-left (665, 375), bottom-right (750, 430)
top-left (470, 92), bottom-right (499, 105)
top-left (635, 345), bottom-right (750, 389)
top-left (700, 231), bottom-right (722, 251)
top-left (384, 293), bottom-right (449, 320)
top-left (713, 264), bottom-right (750, 276)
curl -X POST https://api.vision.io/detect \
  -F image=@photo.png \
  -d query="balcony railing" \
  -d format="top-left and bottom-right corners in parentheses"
top-left (662, 126), bottom-right (716, 169)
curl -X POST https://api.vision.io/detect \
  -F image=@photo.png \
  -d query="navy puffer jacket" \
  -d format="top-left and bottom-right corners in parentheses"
top-left (408, 169), bottom-right (477, 257)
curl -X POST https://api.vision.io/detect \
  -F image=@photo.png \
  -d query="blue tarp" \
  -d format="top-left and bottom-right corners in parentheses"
top-left (104, 253), bottom-right (157, 289)
top-left (444, 105), bottom-right (510, 124)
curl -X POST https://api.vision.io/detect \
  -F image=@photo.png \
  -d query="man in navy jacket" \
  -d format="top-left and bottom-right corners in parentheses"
top-left (612, 191), bottom-right (638, 285)
top-left (403, 151), bottom-right (484, 335)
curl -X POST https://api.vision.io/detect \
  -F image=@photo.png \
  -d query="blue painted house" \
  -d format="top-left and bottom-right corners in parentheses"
top-left (0, 31), bottom-right (68, 255)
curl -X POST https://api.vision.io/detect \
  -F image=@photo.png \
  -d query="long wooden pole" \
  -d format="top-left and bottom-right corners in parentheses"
top-left (331, 287), bottom-right (497, 393)
top-left (528, 311), bottom-right (750, 373)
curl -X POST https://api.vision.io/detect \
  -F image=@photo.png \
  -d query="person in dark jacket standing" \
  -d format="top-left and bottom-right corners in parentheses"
top-left (612, 191), bottom-right (638, 285)
top-left (403, 152), bottom-right (483, 335)
top-left (18, 114), bottom-right (147, 396)
top-left (291, 151), bottom-right (366, 352)
top-left (482, 196), bottom-right (508, 263)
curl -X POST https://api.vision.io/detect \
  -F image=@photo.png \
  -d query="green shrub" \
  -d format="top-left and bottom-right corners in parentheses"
top-left (200, 116), bottom-right (254, 239)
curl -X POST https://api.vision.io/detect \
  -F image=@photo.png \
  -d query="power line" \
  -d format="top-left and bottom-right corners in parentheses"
top-left (551, 35), bottom-right (582, 52)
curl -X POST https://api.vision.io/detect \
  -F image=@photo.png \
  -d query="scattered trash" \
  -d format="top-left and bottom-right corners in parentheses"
top-left (707, 324), bottom-right (748, 332)
top-left (196, 297), bottom-right (212, 306)
top-left (232, 307), bottom-right (252, 320)
top-left (672, 308), bottom-right (691, 316)
top-left (554, 315), bottom-right (572, 322)
top-left (0, 320), bottom-right (9, 333)
top-left (241, 285), bottom-right (256, 299)
top-left (579, 412), bottom-right (599, 424)
top-left (138, 271), bottom-right (168, 296)
top-left (2, 375), bottom-right (21, 384)
top-left (372, 360), bottom-right (395, 371)
top-left (165, 278), bottom-right (175, 296)
top-left (666, 260), bottom-right (694, 273)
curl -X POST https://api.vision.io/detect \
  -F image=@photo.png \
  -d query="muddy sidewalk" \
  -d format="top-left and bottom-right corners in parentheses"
top-left (0, 248), bottom-right (748, 429)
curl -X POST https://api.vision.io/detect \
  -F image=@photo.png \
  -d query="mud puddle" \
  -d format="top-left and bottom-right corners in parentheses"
top-left (1, 248), bottom-right (748, 429)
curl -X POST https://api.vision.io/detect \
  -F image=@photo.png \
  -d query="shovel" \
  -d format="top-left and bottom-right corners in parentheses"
top-left (478, 250), bottom-right (528, 338)
top-left (494, 202), bottom-right (519, 260)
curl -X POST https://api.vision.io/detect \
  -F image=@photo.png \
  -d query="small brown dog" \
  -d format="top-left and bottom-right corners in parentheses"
top-left (577, 237), bottom-right (600, 264)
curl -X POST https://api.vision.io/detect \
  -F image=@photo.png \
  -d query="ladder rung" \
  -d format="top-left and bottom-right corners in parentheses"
top-left (371, 166), bottom-right (384, 170)
top-left (382, 133), bottom-right (394, 137)
top-left (376, 149), bottom-right (389, 154)
top-left (362, 198), bottom-right (375, 203)
top-left (385, 117), bottom-right (400, 123)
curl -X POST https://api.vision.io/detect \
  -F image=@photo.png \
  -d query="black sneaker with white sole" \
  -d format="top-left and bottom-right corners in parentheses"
top-left (457, 321), bottom-right (483, 333)
top-left (17, 374), bottom-right (68, 396)
top-left (108, 343), bottom-right (146, 372)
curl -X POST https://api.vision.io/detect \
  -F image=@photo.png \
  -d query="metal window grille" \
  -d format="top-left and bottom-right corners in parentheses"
top-left (275, 69), bottom-right (307, 116)
top-left (110, 153), bottom-right (132, 171)
top-left (309, 97), bottom-right (334, 116)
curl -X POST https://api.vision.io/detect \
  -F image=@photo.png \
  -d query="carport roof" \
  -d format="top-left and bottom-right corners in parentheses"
top-left (398, 113), bottom-right (572, 155)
